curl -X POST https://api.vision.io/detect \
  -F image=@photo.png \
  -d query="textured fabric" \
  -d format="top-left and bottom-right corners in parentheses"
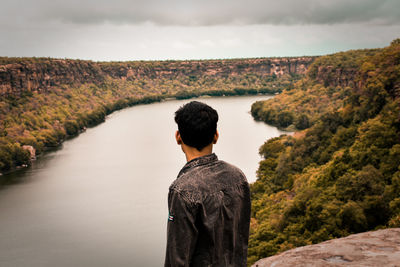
top-left (165, 153), bottom-right (251, 267)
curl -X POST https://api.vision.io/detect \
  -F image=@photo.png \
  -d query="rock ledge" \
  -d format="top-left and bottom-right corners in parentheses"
top-left (252, 228), bottom-right (400, 267)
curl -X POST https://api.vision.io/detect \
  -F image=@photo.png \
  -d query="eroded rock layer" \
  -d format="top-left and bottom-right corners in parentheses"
top-left (0, 57), bottom-right (315, 96)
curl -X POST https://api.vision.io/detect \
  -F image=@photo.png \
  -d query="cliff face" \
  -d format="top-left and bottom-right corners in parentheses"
top-left (0, 59), bottom-right (105, 96)
top-left (0, 57), bottom-right (315, 96)
top-left (306, 49), bottom-right (380, 89)
top-left (99, 57), bottom-right (314, 80)
top-left (310, 65), bottom-right (360, 88)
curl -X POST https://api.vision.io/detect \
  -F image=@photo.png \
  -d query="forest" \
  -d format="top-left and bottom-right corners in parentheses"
top-left (0, 60), bottom-right (301, 173)
top-left (248, 39), bottom-right (400, 265)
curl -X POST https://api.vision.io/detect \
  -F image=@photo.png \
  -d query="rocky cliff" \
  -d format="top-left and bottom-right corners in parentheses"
top-left (0, 59), bottom-right (105, 96)
top-left (310, 65), bottom-right (360, 88)
top-left (0, 57), bottom-right (315, 96)
top-left (306, 49), bottom-right (379, 89)
top-left (252, 228), bottom-right (400, 267)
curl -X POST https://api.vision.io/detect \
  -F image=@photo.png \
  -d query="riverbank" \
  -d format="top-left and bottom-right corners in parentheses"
top-left (1, 56), bottom-right (314, 174)
top-left (0, 73), bottom-right (299, 174)
top-left (0, 89), bottom-right (281, 177)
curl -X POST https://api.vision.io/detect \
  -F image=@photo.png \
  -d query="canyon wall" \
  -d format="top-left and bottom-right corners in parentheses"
top-left (309, 65), bottom-right (360, 88)
top-left (0, 57), bottom-right (315, 96)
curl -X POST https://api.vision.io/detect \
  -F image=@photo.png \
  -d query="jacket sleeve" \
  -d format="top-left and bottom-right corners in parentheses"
top-left (164, 189), bottom-right (198, 267)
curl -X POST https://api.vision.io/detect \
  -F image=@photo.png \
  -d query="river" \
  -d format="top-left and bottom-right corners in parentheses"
top-left (0, 95), bottom-right (288, 267)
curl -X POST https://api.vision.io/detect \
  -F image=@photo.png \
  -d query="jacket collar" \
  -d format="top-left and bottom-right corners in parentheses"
top-left (178, 153), bottom-right (218, 177)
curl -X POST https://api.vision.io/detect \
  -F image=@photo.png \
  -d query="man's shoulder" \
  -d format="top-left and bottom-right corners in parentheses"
top-left (217, 160), bottom-right (247, 179)
top-left (170, 159), bottom-right (248, 196)
top-left (213, 159), bottom-right (249, 188)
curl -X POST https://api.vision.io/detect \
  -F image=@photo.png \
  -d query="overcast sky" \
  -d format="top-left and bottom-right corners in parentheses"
top-left (1, 0), bottom-right (399, 61)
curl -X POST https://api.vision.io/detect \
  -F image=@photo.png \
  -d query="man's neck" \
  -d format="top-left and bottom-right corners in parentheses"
top-left (182, 143), bottom-right (213, 162)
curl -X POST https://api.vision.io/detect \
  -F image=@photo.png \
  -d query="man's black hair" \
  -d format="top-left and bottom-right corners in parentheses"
top-left (174, 101), bottom-right (219, 151)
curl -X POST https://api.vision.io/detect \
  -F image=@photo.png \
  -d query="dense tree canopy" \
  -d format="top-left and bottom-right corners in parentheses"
top-left (248, 40), bottom-right (400, 266)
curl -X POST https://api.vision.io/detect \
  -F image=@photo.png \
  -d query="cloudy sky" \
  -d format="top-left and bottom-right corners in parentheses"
top-left (1, 0), bottom-right (399, 61)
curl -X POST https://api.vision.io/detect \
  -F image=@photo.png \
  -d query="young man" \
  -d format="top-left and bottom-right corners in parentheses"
top-left (165, 101), bottom-right (251, 267)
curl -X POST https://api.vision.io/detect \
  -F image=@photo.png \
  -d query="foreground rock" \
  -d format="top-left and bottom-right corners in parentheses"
top-left (252, 228), bottom-right (400, 267)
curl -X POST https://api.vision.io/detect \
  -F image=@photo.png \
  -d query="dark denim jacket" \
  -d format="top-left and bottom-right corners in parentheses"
top-left (165, 153), bottom-right (251, 267)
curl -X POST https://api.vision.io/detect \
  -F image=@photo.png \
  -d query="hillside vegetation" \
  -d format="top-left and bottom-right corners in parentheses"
top-left (248, 39), bottom-right (400, 265)
top-left (0, 57), bottom-right (309, 173)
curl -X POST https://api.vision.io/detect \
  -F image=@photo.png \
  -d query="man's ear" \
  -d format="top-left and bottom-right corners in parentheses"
top-left (213, 130), bottom-right (219, 144)
top-left (175, 131), bottom-right (182, 145)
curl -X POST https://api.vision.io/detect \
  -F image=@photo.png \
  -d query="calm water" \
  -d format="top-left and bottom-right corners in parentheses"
top-left (0, 95), bottom-right (287, 267)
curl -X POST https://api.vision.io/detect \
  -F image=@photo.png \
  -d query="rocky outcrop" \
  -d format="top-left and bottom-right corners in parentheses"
top-left (99, 57), bottom-right (315, 80)
top-left (22, 145), bottom-right (36, 160)
top-left (0, 57), bottom-right (315, 97)
top-left (252, 228), bottom-right (400, 267)
top-left (311, 65), bottom-right (360, 88)
top-left (0, 59), bottom-right (105, 96)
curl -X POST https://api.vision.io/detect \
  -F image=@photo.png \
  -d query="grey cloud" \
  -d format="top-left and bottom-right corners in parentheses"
top-left (2, 0), bottom-right (400, 26)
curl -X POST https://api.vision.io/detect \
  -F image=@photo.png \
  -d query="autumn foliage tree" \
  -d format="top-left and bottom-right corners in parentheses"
top-left (248, 39), bottom-right (400, 266)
